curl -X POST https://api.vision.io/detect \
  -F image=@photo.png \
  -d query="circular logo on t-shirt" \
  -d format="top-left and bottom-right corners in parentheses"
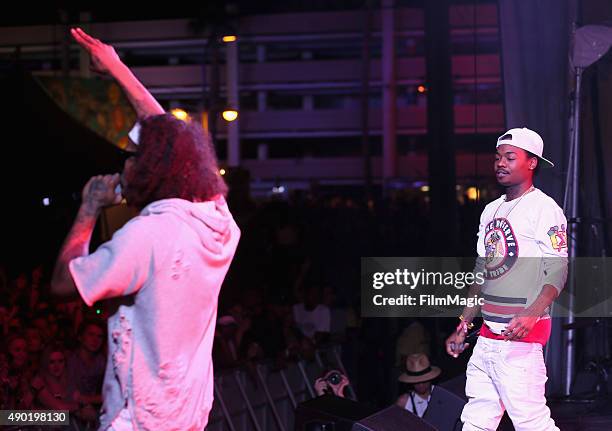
top-left (483, 217), bottom-right (518, 279)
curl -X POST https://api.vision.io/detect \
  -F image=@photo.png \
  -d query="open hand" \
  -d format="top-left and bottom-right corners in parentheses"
top-left (71, 27), bottom-right (123, 75)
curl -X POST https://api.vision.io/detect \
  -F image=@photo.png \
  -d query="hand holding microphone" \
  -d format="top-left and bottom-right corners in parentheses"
top-left (81, 173), bottom-right (122, 212)
top-left (446, 328), bottom-right (469, 358)
top-left (446, 318), bottom-right (480, 358)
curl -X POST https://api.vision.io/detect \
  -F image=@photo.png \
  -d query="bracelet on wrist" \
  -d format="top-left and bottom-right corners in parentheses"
top-left (458, 315), bottom-right (474, 329)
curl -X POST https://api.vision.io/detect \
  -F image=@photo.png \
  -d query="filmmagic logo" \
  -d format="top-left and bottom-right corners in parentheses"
top-left (372, 268), bottom-right (485, 290)
top-left (372, 294), bottom-right (484, 307)
top-left (361, 258), bottom-right (489, 317)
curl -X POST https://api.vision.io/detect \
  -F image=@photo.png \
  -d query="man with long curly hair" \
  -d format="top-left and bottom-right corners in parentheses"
top-left (51, 28), bottom-right (240, 431)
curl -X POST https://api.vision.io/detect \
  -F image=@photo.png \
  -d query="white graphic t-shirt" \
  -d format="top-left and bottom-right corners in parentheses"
top-left (476, 188), bottom-right (568, 333)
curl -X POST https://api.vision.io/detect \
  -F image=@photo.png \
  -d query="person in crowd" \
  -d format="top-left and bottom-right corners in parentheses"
top-left (32, 343), bottom-right (99, 427)
top-left (314, 369), bottom-right (350, 398)
top-left (396, 353), bottom-right (441, 418)
top-left (213, 315), bottom-right (241, 368)
top-left (293, 285), bottom-right (331, 345)
top-left (395, 320), bottom-right (431, 366)
top-left (24, 325), bottom-right (45, 371)
top-left (32, 344), bottom-right (78, 410)
top-left (66, 319), bottom-right (106, 408)
top-left (4, 333), bottom-right (35, 409)
top-left (0, 351), bottom-right (10, 409)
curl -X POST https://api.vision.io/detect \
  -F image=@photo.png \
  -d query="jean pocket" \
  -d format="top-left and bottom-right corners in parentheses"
top-left (498, 348), bottom-right (531, 374)
top-left (498, 347), bottom-right (547, 398)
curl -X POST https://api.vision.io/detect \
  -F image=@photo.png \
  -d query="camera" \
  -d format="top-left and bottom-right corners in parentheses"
top-left (325, 371), bottom-right (342, 385)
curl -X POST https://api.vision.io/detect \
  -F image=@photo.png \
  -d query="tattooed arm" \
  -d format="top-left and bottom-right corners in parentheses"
top-left (71, 27), bottom-right (164, 120)
top-left (51, 174), bottom-right (121, 298)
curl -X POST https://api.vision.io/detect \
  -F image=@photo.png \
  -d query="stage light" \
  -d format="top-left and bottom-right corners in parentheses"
top-left (201, 111), bottom-right (209, 133)
top-left (42, 197), bottom-right (50, 206)
top-left (466, 186), bottom-right (479, 201)
top-left (420, 185), bottom-right (430, 193)
top-left (417, 85), bottom-right (427, 93)
top-left (219, 168), bottom-right (226, 176)
top-left (170, 108), bottom-right (189, 121)
top-left (272, 186), bottom-right (285, 194)
top-left (222, 35), bottom-right (237, 43)
top-left (222, 109), bottom-right (238, 122)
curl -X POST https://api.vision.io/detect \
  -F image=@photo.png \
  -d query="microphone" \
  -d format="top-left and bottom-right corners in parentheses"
top-left (450, 327), bottom-right (480, 355)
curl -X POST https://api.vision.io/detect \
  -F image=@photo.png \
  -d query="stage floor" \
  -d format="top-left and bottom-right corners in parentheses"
top-left (550, 397), bottom-right (612, 431)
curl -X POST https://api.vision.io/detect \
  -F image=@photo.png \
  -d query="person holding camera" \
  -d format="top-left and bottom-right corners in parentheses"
top-left (314, 370), bottom-right (350, 398)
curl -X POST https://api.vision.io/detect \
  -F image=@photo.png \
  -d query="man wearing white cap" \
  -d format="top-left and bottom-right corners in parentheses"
top-left (445, 128), bottom-right (568, 430)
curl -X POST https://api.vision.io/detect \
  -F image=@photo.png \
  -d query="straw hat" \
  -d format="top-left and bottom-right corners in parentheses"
top-left (398, 353), bottom-right (441, 384)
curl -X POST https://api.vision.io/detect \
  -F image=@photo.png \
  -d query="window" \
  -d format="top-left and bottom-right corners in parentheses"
top-left (450, 33), bottom-right (499, 55)
top-left (239, 91), bottom-right (258, 110)
top-left (396, 35), bottom-right (425, 57)
top-left (453, 82), bottom-right (502, 105)
top-left (267, 91), bottom-right (303, 110)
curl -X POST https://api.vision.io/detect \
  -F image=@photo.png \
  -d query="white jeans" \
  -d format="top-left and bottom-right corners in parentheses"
top-left (461, 337), bottom-right (559, 431)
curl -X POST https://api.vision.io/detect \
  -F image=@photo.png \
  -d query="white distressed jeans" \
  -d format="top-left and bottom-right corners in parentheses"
top-left (461, 337), bottom-right (559, 431)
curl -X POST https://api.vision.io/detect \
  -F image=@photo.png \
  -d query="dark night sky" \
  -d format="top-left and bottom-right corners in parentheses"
top-left (0, 0), bottom-right (435, 26)
top-left (0, 1), bottom-right (365, 26)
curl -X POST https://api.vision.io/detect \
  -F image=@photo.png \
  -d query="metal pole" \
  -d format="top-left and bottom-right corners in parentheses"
top-left (255, 365), bottom-right (287, 431)
top-left (214, 379), bottom-right (237, 431)
top-left (381, 0), bottom-right (397, 190)
top-left (59, 10), bottom-right (70, 78)
top-left (78, 12), bottom-right (91, 78)
top-left (279, 369), bottom-right (298, 409)
top-left (425, 0), bottom-right (457, 255)
top-left (209, 35), bottom-right (220, 144)
top-left (226, 37), bottom-right (240, 167)
top-left (314, 350), bottom-right (325, 369)
top-left (562, 66), bottom-right (582, 396)
top-left (360, 0), bottom-right (373, 198)
top-left (297, 360), bottom-right (316, 398)
top-left (331, 346), bottom-right (357, 401)
top-left (233, 370), bottom-right (263, 431)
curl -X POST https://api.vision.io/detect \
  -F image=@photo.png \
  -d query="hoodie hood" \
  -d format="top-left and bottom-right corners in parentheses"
top-left (140, 196), bottom-right (237, 255)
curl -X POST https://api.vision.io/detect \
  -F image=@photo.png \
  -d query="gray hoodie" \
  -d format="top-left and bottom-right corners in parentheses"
top-left (70, 196), bottom-right (240, 431)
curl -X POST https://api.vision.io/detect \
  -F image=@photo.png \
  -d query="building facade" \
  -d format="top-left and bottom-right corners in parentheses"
top-left (0, 2), bottom-right (503, 195)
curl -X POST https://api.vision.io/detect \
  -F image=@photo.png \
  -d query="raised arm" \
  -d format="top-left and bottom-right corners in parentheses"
top-left (71, 27), bottom-right (164, 119)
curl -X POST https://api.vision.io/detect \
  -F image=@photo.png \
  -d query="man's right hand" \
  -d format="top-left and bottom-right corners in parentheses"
top-left (71, 27), bottom-right (123, 75)
top-left (445, 329), bottom-right (469, 358)
top-left (81, 174), bottom-right (122, 211)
